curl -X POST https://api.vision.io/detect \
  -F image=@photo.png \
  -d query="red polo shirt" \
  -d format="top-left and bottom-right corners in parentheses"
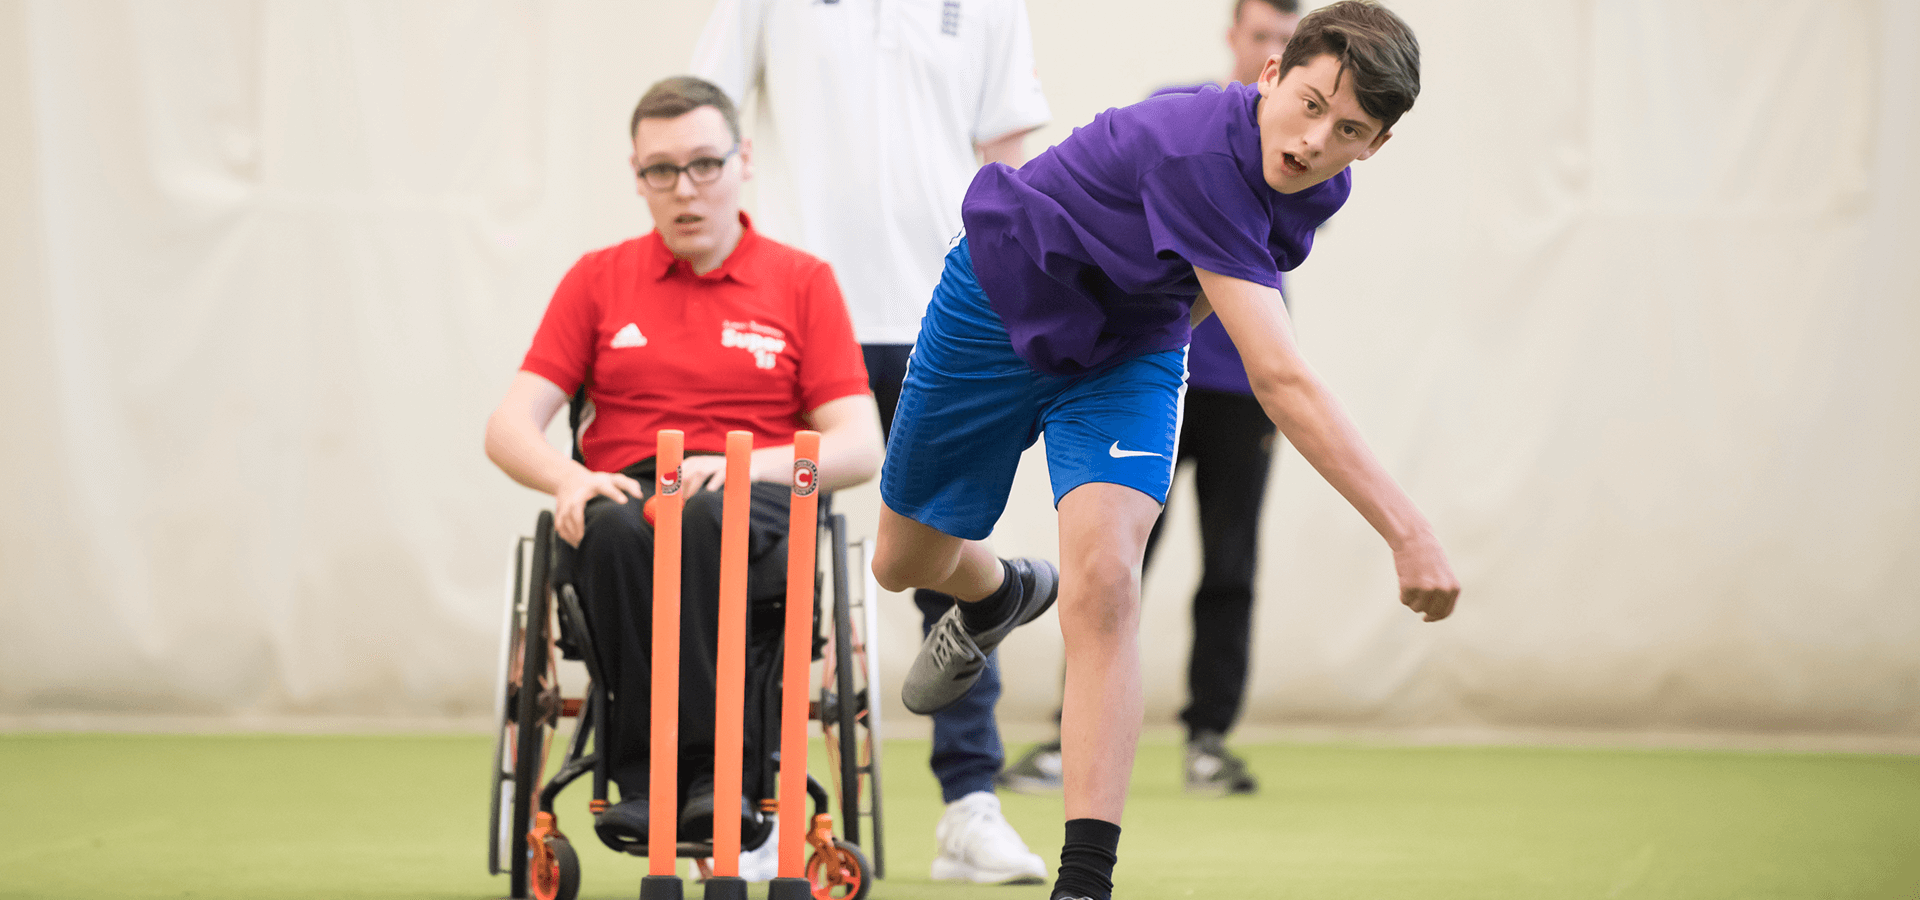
top-left (520, 213), bottom-right (870, 472)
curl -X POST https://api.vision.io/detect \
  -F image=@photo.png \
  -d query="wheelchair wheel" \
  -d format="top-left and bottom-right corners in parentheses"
top-left (490, 511), bottom-right (562, 899)
top-left (855, 571), bottom-right (885, 879)
top-left (805, 837), bottom-right (871, 900)
top-left (489, 535), bottom-right (522, 879)
top-left (818, 522), bottom-right (885, 878)
top-left (530, 833), bottom-right (581, 900)
top-left (825, 514), bottom-right (861, 844)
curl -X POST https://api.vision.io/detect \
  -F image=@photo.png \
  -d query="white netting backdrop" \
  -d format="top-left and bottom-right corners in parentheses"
top-left (2, 1), bottom-right (1915, 744)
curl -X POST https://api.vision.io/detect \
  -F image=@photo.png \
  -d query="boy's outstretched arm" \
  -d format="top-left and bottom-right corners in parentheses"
top-left (1195, 266), bottom-right (1459, 621)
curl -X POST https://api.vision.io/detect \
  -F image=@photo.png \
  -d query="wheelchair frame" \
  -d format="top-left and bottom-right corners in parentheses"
top-left (486, 498), bottom-right (886, 900)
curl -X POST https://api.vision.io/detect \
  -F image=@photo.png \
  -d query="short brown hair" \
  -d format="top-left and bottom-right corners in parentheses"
top-left (1235, 0), bottom-right (1300, 20)
top-left (1276, 0), bottom-right (1419, 130)
top-left (628, 75), bottom-right (741, 142)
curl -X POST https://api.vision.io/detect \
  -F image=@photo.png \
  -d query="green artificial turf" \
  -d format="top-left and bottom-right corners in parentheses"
top-left (0, 732), bottom-right (1915, 899)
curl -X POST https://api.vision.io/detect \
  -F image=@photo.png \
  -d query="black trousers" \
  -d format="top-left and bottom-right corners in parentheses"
top-left (573, 470), bottom-right (794, 802)
top-left (1144, 388), bottom-right (1278, 738)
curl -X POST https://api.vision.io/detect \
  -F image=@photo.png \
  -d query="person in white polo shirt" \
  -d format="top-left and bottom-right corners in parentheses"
top-left (693, 0), bottom-right (1053, 886)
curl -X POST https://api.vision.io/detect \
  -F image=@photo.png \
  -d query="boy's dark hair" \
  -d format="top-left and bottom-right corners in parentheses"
top-left (629, 75), bottom-right (741, 142)
top-left (1235, 0), bottom-right (1300, 19)
top-left (1276, 0), bottom-right (1419, 130)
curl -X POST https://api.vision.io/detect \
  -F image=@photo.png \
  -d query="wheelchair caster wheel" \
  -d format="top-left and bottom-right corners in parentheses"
top-left (805, 838), bottom-right (871, 900)
top-left (530, 833), bottom-right (580, 900)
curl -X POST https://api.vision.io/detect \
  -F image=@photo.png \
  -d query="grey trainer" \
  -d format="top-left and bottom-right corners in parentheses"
top-left (1184, 730), bottom-right (1258, 795)
top-left (996, 740), bottom-right (1064, 794)
top-left (903, 558), bottom-right (1059, 715)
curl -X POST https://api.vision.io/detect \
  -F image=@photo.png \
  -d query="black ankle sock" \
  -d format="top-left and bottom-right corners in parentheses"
top-left (1051, 817), bottom-right (1121, 900)
top-left (959, 558), bottom-right (1019, 633)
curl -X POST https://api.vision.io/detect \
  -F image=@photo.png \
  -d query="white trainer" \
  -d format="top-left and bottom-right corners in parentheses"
top-left (737, 815), bottom-right (780, 882)
top-left (930, 791), bottom-right (1048, 885)
top-left (699, 814), bottom-right (779, 884)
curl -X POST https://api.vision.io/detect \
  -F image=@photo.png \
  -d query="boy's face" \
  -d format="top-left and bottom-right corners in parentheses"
top-left (1255, 53), bottom-right (1393, 194)
top-left (630, 105), bottom-right (751, 267)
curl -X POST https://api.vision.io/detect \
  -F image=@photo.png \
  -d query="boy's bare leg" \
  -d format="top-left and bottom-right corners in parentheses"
top-left (873, 502), bottom-right (1006, 602)
top-left (1054, 482), bottom-right (1160, 822)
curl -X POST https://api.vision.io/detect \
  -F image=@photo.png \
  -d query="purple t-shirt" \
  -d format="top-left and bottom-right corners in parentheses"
top-left (1152, 82), bottom-right (1265, 395)
top-left (1186, 316), bottom-right (1254, 394)
top-left (961, 80), bottom-right (1348, 376)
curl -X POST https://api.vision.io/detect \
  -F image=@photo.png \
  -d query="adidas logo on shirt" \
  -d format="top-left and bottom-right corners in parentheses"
top-left (610, 323), bottom-right (647, 348)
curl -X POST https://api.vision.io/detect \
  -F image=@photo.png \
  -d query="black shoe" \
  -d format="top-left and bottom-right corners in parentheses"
top-left (679, 778), bottom-right (762, 844)
top-left (593, 794), bottom-right (650, 851)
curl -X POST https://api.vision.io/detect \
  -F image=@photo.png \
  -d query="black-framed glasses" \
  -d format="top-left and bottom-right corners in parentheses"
top-left (636, 145), bottom-right (739, 191)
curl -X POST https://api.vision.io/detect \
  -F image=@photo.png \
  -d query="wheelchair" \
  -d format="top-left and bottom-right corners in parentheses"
top-left (486, 489), bottom-right (886, 900)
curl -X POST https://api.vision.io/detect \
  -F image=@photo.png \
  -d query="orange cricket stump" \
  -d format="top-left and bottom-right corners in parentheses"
top-left (767, 431), bottom-right (821, 900)
top-left (642, 430), bottom-right (685, 900)
top-left (704, 432), bottom-right (754, 900)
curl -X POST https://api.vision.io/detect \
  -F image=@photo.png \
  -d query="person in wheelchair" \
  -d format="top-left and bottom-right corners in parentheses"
top-left (484, 74), bottom-right (884, 854)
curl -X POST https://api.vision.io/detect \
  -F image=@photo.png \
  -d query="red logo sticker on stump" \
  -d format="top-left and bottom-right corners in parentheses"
top-left (791, 459), bottom-right (818, 497)
top-left (659, 466), bottom-right (682, 496)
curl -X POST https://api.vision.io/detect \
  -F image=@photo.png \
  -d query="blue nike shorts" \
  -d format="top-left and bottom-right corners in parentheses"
top-left (880, 238), bottom-right (1187, 541)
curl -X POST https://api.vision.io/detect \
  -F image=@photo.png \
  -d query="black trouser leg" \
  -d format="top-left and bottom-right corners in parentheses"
top-left (863, 344), bottom-right (912, 440)
top-left (1164, 391), bottom-right (1276, 739)
top-left (577, 478), bottom-right (791, 801)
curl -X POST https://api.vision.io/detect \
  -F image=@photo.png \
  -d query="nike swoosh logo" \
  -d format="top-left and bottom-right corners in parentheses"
top-left (1108, 442), bottom-right (1163, 459)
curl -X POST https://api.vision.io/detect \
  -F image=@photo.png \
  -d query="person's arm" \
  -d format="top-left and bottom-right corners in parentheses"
top-left (799, 392), bottom-right (885, 491)
top-left (1194, 266), bottom-right (1459, 621)
top-left (689, 0), bottom-right (766, 106)
top-left (972, 0), bottom-right (1050, 168)
top-left (976, 127), bottom-right (1037, 168)
top-left (485, 371), bottom-right (645, 547)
